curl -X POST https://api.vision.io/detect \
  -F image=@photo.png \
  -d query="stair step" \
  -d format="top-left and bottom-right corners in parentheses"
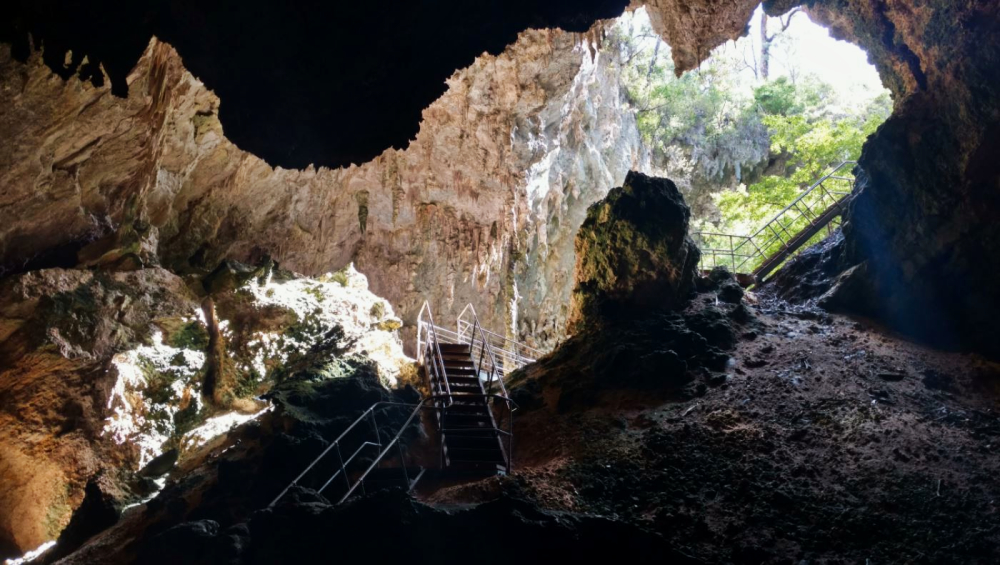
top-left (445, 430), bottom-right (498, 442)
top-left (444, 415), bottom-right (493, 428)
top-left (441, 353), bottom-right (473, 360)
top-left (438, 385), bottom-right (482, 394)
top-left (438, 344), bottom-right (471, 353)
top-left (441, 374), bottom-right (480, 382)
top-left (445, 404), bottom-right (490, 414)
top-left (446, 460), bottom-right (507, 473)
top-left (444, 368), bottom-right (479, 376)
top-left (446, 446), bottom-right (503, 458)
top-left (442, 379), bottom-right (483, 393)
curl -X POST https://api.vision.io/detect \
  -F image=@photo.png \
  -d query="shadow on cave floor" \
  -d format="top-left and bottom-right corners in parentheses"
top-left (420, 294), bottom-right (1000, 563)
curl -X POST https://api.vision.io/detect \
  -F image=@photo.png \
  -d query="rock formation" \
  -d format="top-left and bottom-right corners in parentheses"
top-left (0, 268), bottom-right (197, 554)
top-left (0, 27), bottom-right (645, 354)
top-left (0, 263), bottom-right (410, 555)
top-left (0, 22), bottom-right (649, 555)
top-left (567, 171), bottom-right (699, 332)
top-left (776, 1), bottom-right (1000, 355)
top-left (3, 0), bottom-right (1000, 557)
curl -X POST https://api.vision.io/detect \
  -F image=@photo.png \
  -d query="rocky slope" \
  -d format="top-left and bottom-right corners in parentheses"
top-left (0, 262), bottom-right (410, 557)
top-left (48, 170), bottom-right (1000, 565)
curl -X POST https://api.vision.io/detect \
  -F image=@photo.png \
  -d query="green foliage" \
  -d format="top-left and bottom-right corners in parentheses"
top-left (168, 320), bottom-right (210, 351)
top-left (319, 265), bottom-right (351, 287)
top-left (607, 18), bottom-right (770, 182)
top-left (608, 11), bottom-right (892, 274)
top-left (754, 77), bottom-right (801, 116)
top-left (705, 91), bottom-right (892, 270)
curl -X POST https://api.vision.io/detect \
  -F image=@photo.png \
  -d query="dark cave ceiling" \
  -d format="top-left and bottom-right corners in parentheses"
top-left (1, 0), bottom-right (631, 170)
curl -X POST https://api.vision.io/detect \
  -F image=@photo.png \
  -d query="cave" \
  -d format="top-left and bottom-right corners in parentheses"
top-left (2, 1), bottom-right (999, 563)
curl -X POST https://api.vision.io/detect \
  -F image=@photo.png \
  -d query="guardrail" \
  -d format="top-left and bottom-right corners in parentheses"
top-left (692, 160), bottom-right (856, 280)
top-left (267, 399), bottom-right (427, 507)
top-left (457, 305), bottom-right (543, 375)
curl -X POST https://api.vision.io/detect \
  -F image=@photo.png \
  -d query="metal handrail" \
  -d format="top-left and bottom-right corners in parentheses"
top-left (693, 161), bottom-right (856, 275)
top-left (457, 306), bottom-right (545, 358)
top-left (268, 391), bottom-right (520, 508)
top-left (456, 304), bottom-right (506, 399)
top-left (417, 301), bottom-right (452, 398)
top-left (268, 399), bottom-right (416, 507)
top-left (456, 304), bottom-right (540, 373)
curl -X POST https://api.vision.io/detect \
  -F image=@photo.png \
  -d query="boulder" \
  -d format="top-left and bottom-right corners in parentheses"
top-left (567, 171), bottom-right (700, 333)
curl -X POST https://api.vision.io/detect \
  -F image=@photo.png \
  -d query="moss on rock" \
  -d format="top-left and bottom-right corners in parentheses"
top-left (567, 171), bottom-right (700, 333)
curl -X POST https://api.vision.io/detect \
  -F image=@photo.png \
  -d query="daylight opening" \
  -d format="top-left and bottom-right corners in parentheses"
top-left (610, 7), bottom-right (891, 280)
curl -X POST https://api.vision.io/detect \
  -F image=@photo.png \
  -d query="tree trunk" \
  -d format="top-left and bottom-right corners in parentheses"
top-left (760, 11), bottom-right (771, 81)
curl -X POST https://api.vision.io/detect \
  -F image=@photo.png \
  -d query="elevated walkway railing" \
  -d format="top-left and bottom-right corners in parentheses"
top-left (270, 303), bottom-right (523, 507)
top-left (692, 160), bottom-right (856, 282)
top-left (457, 305), bottom-right (543, 375)
top-left (418, 304), bottom-right (541, 374)
top-left (419, 302), bottom-right (518, 471)
top-left (267, 399), bottom-right (431, 507)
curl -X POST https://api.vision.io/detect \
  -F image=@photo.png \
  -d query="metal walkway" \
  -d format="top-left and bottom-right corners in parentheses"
top-left (692, 161), bottom-right (856, 284)
top-left (269, 303), bottom-right (534, 507)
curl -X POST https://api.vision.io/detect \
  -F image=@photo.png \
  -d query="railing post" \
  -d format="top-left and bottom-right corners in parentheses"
top-left (370, 410), bottom-right (381, 447)
top-left (397, 441), bottom-right (410, 488)
top-left (336, 443), bottom-right (350, 493)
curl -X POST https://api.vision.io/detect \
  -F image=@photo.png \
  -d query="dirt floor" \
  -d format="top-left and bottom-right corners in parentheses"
top-left (421, 293), bottom-right (1000, 564)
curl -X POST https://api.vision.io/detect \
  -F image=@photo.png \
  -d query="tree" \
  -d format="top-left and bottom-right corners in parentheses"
top-left (759, 9), bottom-right (801, 80)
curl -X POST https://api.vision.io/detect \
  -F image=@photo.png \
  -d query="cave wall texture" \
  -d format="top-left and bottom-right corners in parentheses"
top-left (0, 27), bottom-right (648, 353)
top-left (2, 0), bottom-right (1000, 555)
top-left (0, 18), bottom-right (645, 556)
top-left (6, 0), bottom-right (999, 356)
top-left (806, 1), bottom-right (1000, 354)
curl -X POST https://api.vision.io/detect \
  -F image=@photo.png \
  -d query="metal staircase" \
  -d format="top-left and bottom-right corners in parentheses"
top-left (418, 302), bottom-right (516, 473)
top-left (269, 302), bottom-right (532, 507)
top-left (421, 304), bottom-right (542, 375)
top-left (692, 161), bottom-right (856, 284)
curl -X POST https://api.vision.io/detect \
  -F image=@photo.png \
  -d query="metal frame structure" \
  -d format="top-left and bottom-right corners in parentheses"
top-left (420, 302), bottom-right (517, 471)
top-left (456, 305), bottom-right (543, 375)
top-left (271, 302), bottom-right (525, 508)
top-left (692, 161), bottom-right (856, 281)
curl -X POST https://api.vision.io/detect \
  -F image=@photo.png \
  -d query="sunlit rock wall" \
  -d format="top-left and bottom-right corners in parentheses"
top-left (514, 42), bottom-right (648, 349)
top-left (0, 26), bottom-right (644, 352)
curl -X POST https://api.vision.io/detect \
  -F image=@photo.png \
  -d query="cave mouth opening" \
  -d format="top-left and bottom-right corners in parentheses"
top-left (608, 6), bottom-right (891, 278)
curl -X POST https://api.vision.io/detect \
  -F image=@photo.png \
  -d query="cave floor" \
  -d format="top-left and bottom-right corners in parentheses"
top-left (423, 297), bottom-right (1000, 563)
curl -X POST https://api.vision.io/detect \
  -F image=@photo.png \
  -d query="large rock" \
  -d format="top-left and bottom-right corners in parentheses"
top-left (0, 268), bottom-right (198, 555)
top-left (567, 171), bottom-right (699, 333)
top-left (784, 1), bottom-right (1000, 356)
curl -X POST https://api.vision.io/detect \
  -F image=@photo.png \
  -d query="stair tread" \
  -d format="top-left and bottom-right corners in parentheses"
top-left (447, 460), bottom-right (507, 469)
top-left (447, 447), bottom-right (503, 456)
top-left (446, 439), bottom-right (500, 448)
top-left (445, 405), bottom-right (490, 413)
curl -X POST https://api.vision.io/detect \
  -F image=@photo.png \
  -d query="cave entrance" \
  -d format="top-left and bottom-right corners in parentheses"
top-left (609, 6), bottom-right (890, 283)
